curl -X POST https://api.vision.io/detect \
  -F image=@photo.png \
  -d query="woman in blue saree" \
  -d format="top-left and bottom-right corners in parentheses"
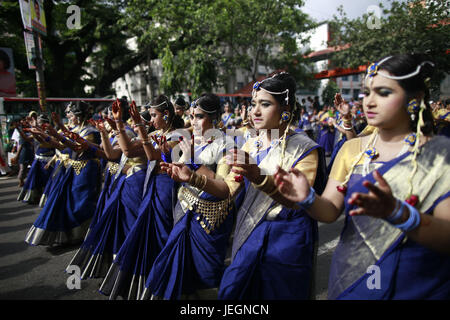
top-left (158, 74), bottom-right (327, 300)
top-left (316, 106), bottom-right (336, 157)
top-left (99, 96), bottom-right (184, 299)
top-left (25, 101), bottom-right (102, 246)
top-left (140, 93), bottom-right (240, 300)
top-left (274, 54), bottom-right (450, 299)
top-left (67, 99), bottom-right (147, 279)
top-left (18, 114), bottom-right (55, 204)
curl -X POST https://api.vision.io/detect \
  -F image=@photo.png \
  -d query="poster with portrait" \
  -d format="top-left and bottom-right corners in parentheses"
top-left (0, 48), bottom-right (17, 97)
top-left (18, 0), bottom-right (32, 30)
top-left (30, 0), bottom-right (47, 36)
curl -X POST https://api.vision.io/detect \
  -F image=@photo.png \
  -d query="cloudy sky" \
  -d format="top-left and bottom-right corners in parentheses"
top-left (301, 0), bottom-right (407, 21)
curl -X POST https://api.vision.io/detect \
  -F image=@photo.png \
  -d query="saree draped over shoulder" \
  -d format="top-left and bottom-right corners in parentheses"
top-left (219, 132), bottom-right (327, 300)
top-left (328, 135), bottom-right (450, 300)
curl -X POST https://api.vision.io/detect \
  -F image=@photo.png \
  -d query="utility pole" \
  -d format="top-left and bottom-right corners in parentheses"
top-left (32, 31), bottom-right (46, 112)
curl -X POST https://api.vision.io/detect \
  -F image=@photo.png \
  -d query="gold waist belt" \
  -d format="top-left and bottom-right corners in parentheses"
top-left (64, 159), bottom-right (99, 175)
top-left (178, 186), bottom-right (231, 234)
top-left (106, 162), bottom-right (120, 176)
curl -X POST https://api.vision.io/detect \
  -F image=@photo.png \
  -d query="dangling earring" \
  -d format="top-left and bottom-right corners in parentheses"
top-left (163, 114), bottom-right (169, 122)
top-left (407, 99), bottom-right (419, 121)
top-left (281, 111), bottom-right (291, 122)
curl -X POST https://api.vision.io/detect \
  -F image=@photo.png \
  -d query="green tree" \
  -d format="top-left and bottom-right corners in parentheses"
top-left (122, 0), bottom-right (316, 96)
top-left (0, 0), bottom-right (150, 97)
top-left (321, 80), bottom-right (340, 106)
top-left (328, 0), bottom-right (450, 97)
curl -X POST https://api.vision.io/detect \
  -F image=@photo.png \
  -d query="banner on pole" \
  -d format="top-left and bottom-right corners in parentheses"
top-left (23, 31), bottom-right (43, 70)
top-left (0, 48), bottom-right (17, 97)
top-left (18, 0), bottom-right (32, 31)
top-left (30, 0), bottom-right (47, 36)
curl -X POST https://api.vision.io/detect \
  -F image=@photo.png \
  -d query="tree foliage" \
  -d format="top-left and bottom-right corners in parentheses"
top-left (321, 80), bottom-right (340, 106)
top-left (328, 0), bottom-right (450, 96)
top-left (0, 0), bottom-right (149, 97)
top-left (122, 0), bottom-right (316, 96)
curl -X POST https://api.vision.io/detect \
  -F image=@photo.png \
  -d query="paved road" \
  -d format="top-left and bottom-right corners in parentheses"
top-left (0, 175), bottom-right (344, 300)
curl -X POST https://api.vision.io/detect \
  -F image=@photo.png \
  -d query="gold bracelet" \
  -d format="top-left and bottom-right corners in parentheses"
top-left (197, 174), bottom-right (208, 190)
top-left (266, 185), bottom-right (279, 197)
top-left (253, 175), bottom-right (269, 189)
top-left (189, 171), bottom-right (197, 186)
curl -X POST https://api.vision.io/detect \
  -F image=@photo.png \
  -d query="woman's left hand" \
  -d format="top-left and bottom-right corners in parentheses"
top-left (226, 148), bottom-right (261, 184)
top-left (152, 135), bottom-right (170, 155)
top-left (347, 170), bottom-right (397, 219)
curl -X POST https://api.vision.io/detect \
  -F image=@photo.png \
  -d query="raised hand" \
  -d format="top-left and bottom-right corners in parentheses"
top-left (334, 93), bottom-right (343, 108)
top-left (111, 99), bottom-right (122, 121)
top-left (87, 119), bottom-right (97, 127)
top-left (178, 134), bottom-right (194, 161)
top-left (151, 135), bottom-right (170, 155)
top-left (226, 148), bottom-right (260, 183)
top-left (51, 112), bottom-right (62, 126)
top-left (347, 170), bottom-right (397, 218)
top-left (274, 166), bottom-right (312, 203)
top-left (94, 119), bottom-right (106, 133)
top-left (160, 162), bottom-right (192, 183)
top-left (42, 123), bottom-right (58, 137)
top-left (129, 100), bottom-right (142, 125)
top-left (104, 117), bottom-right (117, 131)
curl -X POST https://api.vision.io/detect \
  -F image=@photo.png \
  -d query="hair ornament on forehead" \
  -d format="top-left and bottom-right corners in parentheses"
top-left (151, 100), bottom-right (168, 109)
top-left (192, 98), bottom-right (217, 114)
top-left (252, 81), bottom-right (290, 106)
top-left (366, 56), bottom-right (435, 80)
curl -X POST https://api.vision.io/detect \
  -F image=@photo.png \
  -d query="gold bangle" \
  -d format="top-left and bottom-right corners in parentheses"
top-left (262, 176), bottom-right (276, 194)
top-left (198, 174), bottom-right (207, 190)
top-left (266, 185), bottom-right (279, 197)
top-left (253, 175), bottom-right (269, 189)
top-left (189, 171), bottom-right (197, 185)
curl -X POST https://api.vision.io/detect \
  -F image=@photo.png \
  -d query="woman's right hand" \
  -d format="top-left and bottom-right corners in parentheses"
top-left (51, 112), bottom-right (61, 126)
top-left (111, 99), bottom-right (122, 121)
top-left (42, 123), bottom-right (58, 137)
top-left (160, 162), bottom-right (192, 183)
top-left (274, 166), bottom-right (311, 203)
top-left (129, 100), bottom-right (142, 125)
top-left (104, 117), bottom-right (117, 131)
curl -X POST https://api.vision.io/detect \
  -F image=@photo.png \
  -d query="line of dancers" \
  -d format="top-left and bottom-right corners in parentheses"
top-left (14, 53), bottom-right (450, 300)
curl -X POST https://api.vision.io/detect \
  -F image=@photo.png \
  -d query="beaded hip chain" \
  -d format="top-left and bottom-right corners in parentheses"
top-left (178, 186), bottom-right (231, 235)
top-left (64, 158), bottom-right (99, 175)
top-left (106, 162), bottom-right (120, 176)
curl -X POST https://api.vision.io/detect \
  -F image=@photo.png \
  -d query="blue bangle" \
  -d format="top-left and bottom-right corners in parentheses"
top-left (296, 187), bottom-right (316, 210)
top-left (44, 136), bottom-right (51, 142)
top-left (385, 199), bottom-right (404, 223)
top-left (61, 137), bottom-right (67, 143)
top-left (391, 201), bottom-right (421, 232)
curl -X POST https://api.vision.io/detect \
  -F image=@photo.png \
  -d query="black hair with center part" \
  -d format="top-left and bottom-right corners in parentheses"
top-left (378, 54), bottom-right (435, 135)
top-left (257, 72), bottom-right (300, 123)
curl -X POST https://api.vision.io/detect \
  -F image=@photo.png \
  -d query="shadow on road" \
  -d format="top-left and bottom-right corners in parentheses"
top-left (0, 256), bottom-right (51, 280)
top-left (0, 223), bottom-right (31, 235)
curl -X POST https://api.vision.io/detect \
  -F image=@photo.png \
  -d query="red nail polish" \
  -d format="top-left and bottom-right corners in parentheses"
top-left (337, 185), bottom-right (347, 194)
